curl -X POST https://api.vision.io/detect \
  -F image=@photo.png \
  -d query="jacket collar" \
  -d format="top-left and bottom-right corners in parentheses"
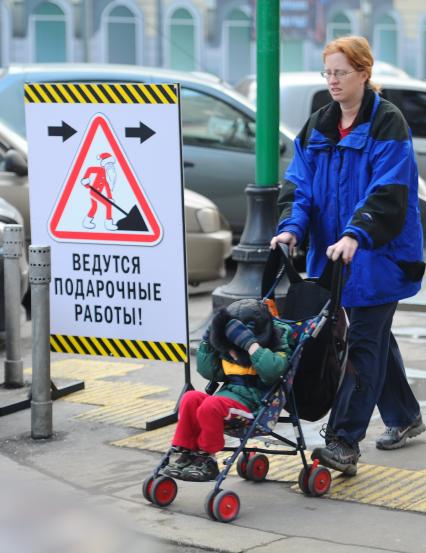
top-left (308, 87), bottom-right (380, 150)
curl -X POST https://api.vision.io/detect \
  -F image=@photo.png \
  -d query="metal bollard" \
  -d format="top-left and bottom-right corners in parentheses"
top-left (29, 245), bottom-right (52, 439)
top-left (3, 225), bottom-right (24, 388)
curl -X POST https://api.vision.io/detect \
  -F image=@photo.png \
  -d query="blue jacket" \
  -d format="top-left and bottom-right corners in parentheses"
top-left (277, 88), bottom-right (424, 307)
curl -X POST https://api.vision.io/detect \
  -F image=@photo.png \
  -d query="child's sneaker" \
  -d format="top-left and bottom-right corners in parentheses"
top-left (181, 453), bottom-right (219, 482)
top-left (163, 449), bottom-right (196, 479)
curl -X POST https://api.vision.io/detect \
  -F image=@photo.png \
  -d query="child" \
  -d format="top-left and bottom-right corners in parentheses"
top-left (164, 298), bottom-right (295, 482)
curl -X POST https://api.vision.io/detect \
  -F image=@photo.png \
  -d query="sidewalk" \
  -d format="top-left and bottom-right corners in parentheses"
top-left (0, 283), bottom-right (425, 552)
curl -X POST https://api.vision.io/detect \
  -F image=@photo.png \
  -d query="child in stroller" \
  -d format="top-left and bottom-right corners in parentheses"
top-left (163, 298), bottom-right (295, 482)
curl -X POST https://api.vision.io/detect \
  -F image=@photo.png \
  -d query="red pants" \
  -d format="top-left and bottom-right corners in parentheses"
top-left (172, 390), bottom-right (252, 454)
top-left (88, 196), bottom-right (112, 219)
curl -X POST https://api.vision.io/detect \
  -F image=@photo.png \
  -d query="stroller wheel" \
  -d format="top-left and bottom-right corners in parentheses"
top-left (151, 476), bottom-right (178, 507)
top-left (204, 489), bottom-right (219, 520)
top-left (246, 454), bottom-right (269, 482)
top-left (298, 465), bottom-right (313, 495)
top-left (308, 466), bottom-right (332, 496)
top-left (212, 490), bottom-right (240, 523)
top-left (236, 453), bottom-right (251, 479)
top-left (142, 475), bottom-right (155, 502)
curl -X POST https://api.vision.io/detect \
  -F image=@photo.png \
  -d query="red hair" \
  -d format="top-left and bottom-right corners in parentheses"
top-left (323, 35), bottom-right (380, 92)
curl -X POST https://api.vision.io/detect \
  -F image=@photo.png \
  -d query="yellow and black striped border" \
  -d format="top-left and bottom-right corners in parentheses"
top-left (50, 334), bottom-right (187, 363)
top-left (24, 82), bottom-right (178, 104)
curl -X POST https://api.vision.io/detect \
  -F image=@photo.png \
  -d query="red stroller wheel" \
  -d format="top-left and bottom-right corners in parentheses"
top-left (236, 453), bottom-right (252, 479)
top-left (204, 489), bottom-right (219, 520)
top-left (298, 464), bottom-right (313, 495)
top-left (151, 476), bottom-right (178, 507)
top-left (246, 454), bottom-right (269, 482)
top-left (308, 466), bottom-right (331, 496)
top-left (212, 490), bottom-right (240, 523)
top-left (142, 475), bottom-right (155, 502)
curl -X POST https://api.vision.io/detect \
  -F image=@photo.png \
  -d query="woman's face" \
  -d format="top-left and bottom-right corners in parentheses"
top-left (323, 52), bottom-right (368, 105)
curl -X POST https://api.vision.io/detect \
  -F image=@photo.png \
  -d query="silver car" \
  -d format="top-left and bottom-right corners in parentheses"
top-left (0, 64), bottom-right (295, 238)
top-left (0, 120), bottom-right (231, 287)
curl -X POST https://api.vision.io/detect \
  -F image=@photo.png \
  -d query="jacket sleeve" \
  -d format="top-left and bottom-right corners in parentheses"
top-left (250, 348), bottom-right (290, 385)
top-left (196, 341), bottom-right (225, 382)
top-left (81, 167), bottom-right (95, 187)
top-left (342, 110), bottom-right (414, 249)
top-left (249, 324), bottom-right (294, 385)
top-left (277, 126), bottom-right (314, 244)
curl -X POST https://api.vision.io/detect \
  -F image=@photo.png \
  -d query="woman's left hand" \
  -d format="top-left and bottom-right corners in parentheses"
top-left (326, 236), bottom-right (358, 264)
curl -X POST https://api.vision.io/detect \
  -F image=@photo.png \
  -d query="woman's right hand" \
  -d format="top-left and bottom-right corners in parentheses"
top-left (270, 231), bottom-right (298, 255)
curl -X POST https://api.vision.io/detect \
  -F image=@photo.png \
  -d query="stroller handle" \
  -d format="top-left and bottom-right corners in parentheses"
top-left (262, 243), bottom-right (346, 315)
top-left (328, 257), bottom-right (345, 317)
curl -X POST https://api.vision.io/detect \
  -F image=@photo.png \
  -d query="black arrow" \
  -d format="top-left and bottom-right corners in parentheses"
top-left (125, 122), bottom-right (156, 144)
top-left (48, 121), bottom-right (77, 142)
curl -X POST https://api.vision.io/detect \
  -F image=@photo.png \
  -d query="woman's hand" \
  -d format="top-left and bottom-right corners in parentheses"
top-left (270, 231), bottom-right (298, 255)
top-left (326, 236), bottom-right (358, 264)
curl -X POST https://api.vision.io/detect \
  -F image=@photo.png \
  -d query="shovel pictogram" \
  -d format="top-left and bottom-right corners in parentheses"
top-left (89, 185), bottom-right (148, 231)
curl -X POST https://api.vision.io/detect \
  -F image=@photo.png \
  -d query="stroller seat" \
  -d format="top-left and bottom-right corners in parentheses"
top-left (224, 385), bottom-right (286, 437)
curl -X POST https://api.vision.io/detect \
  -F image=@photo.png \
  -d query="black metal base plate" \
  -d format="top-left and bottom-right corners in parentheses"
top-left (0, 380), bottom-right (85, 417)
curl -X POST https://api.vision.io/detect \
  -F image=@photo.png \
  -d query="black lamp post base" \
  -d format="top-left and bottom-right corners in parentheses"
top-left (212, 184), bottom-right (288, 309)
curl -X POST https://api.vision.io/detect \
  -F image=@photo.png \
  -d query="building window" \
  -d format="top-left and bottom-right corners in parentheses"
top-left (374, 14), bottom-right (398, 66)
top-left (31, 2), bottom-right (67, 62)
top-left (327, 12), bottom-right (351, 41)
top-left (105, 5), bottom-right (137, 65)
top-left (223, 8), bottom-right (252, 84)
top-left (167, 7), bottom-right (196, 71)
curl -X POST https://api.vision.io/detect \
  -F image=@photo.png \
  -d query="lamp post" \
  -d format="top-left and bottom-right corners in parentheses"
top-left (213, 0), bottom-right (282, 308)
top-left (360, 0), bottom-right (372, 41)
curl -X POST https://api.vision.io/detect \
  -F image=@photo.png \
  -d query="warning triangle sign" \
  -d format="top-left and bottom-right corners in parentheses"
top-left (49, 114), bottom-right (162, 245)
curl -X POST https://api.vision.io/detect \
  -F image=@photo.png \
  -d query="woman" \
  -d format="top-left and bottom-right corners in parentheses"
top-left (271, 36), bottom-right (425, 476)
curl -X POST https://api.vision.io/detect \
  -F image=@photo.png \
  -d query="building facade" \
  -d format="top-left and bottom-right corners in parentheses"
top-left (0, 0), bottom-right (425, 82)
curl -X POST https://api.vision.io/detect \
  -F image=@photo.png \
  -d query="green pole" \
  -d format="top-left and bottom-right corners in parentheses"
top-left (256, 0), bottom-right (280, 187)
top-left (212, 0), bottom-right (282, 308)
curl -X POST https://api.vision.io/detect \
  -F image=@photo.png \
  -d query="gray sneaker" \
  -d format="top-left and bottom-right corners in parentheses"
top-left (180, 454), bottom-right (219, 482)
top-left (376, 415), bottom-right (426, 450)
top-left (312, 440), bottom-right (360, 476)
top-left (163, 449), bottom-right (196, 479)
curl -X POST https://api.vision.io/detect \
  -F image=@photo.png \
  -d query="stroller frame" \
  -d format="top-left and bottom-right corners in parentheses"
top-left (143, 245), bottom-right (345, 523)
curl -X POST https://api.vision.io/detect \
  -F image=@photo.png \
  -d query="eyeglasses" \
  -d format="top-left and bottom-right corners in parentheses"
top-left (320, 70), bottom-right (358, 80)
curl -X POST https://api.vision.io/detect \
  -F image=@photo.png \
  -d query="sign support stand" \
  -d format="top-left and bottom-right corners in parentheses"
top-left (25, 82), bottom-right (190, 431)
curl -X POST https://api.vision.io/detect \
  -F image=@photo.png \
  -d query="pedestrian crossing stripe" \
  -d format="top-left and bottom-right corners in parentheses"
top-left (50, 334), bottom-right (187, 362)
top-left (24, 83), bottom-right (178, 105)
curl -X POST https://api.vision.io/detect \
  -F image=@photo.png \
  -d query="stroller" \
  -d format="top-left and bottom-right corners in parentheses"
top-left (142, 244), bottom-right (349, 522)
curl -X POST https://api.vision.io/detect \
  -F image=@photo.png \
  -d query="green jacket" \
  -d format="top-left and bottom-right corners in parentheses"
top-left (196, 319), bottom-right (295, 414)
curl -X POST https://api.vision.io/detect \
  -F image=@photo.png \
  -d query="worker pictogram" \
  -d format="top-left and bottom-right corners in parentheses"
top-left (49, 114), bottom-right (162, 245)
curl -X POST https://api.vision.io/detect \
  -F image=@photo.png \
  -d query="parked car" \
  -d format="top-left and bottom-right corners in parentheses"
top-left (0, 64), bottom-right (295, 238)
top-left (236, 71), bottom-right (426, 236)
top-left (0, 120), bottom-right (231, 286)
top-left (0, 196), bottom-right (29, 332)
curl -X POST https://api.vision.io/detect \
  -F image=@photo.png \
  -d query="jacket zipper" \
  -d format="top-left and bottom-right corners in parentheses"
top-left (335, 146), bottom-right (344, 240)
